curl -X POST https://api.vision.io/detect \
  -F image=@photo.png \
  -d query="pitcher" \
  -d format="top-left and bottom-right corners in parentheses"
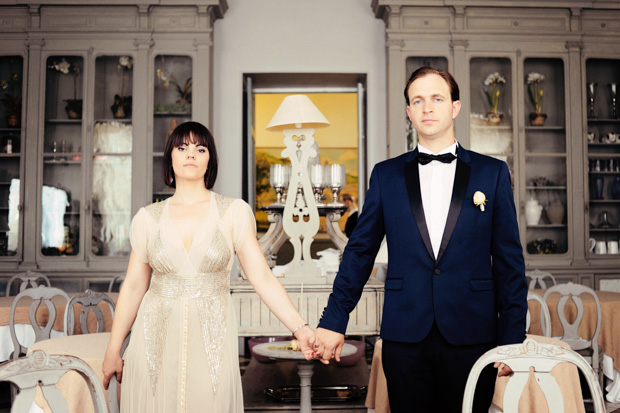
top-left (525, 198), bottom-right (543, 226)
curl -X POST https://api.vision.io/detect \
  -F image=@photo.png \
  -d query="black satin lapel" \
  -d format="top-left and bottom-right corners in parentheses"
top-left (404, 161), bottom-right (435, 262)
top-left (436, 158), bottom-right (471, 263)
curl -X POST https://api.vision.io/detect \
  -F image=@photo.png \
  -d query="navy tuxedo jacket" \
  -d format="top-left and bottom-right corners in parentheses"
top-left (318, 146), bottom-right (527, 347)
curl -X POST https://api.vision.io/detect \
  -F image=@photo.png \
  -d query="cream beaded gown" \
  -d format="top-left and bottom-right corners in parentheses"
top-left (121, 193), bottom-right (254, 412)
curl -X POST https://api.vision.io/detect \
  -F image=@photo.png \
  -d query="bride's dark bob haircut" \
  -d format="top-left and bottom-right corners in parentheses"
top-left (163, 121), bottom-right (219, 189)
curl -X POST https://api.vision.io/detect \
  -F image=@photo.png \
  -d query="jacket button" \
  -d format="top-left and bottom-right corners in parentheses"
top-left (434, 268), bottom-right (441, 275)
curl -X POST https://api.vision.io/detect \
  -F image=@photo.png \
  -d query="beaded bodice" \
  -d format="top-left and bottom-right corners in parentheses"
top-left (140, 193), bottom-right (235, 396)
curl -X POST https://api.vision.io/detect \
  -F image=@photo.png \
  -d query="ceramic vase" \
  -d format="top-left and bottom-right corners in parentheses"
top-left (611, 176), bottom-right (620, 200)
top-left (525, 198), bottom-right (543, 226)
top-left (546, 201), bottom-right (565, 225)
top-left (592, 175), bottom-right (605, 200)
top-left (529, 113), bottom-right (547, 126)
top-left (486, 112), bottom-right (503, 126)
top-left (6, 115), bottom-right (19, 128)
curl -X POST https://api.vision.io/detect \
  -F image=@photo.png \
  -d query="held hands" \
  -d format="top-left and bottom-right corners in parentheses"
top-left (293, 325), bottom-right (316, 361)
top-left (102, 351), bottom-right (124, 390)
top-left (311, 327), bottom-right (345, 365)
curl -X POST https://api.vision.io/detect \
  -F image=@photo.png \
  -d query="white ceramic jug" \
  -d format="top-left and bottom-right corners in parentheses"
top-left (525, 198), bottom-right (543, 226)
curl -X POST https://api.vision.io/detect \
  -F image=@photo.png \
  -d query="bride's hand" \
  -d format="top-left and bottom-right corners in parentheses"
top-left (293, 326), bottom-right (315, 361)
top-left (102, 351), bottom-right (124, 390)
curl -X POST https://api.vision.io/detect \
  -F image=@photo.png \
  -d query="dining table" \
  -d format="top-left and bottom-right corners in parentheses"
top-left (26, 332), bottom-right (117, 413)
top-left (528, 288), bottom-right (620, 402)
top-left (365, 334), bottom-right (585, 413)
top-left (0, 292), bottom-right (118, 362)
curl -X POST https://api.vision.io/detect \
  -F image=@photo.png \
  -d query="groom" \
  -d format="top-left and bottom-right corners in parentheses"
top-left (313, 67), bottom-right (527, 412)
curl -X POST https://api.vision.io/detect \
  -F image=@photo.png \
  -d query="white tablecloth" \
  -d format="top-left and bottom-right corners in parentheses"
top-left (0, 324), bottom-right (64, 362)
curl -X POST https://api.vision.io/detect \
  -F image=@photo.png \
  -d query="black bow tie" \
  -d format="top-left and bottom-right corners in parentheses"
top-left (417, 152), bottom-right (457, 165)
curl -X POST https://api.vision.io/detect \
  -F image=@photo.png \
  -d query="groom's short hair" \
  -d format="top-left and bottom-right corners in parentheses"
top-left (404, 66), bottom-right (460, 105)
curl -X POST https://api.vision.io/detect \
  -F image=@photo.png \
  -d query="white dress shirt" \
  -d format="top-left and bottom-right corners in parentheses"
top-left (418, 141), bottom-right (458, 259)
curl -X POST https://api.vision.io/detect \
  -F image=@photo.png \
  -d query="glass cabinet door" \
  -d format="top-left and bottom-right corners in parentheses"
top-left (523, 58), bottom-right (568, 255)
top-left (469, 57), bottom-right (515, 183)
top-left (42, 55), bottom-right (83, 257)
top-left (152, 55), bottom-right (192, 203)
top-left (586, 58), bottom-right (620, 257)
top-left (91, 55), bottom-right (134, 257)
top-left (0, 55), bottom-right (24, 258)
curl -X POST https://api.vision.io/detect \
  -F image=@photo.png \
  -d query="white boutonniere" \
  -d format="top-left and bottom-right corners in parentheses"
top-left (473, 191), bottom-right (486, 212)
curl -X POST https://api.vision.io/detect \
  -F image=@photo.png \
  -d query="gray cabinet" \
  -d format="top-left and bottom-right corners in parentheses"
top-left (0, 2), bottom-right (226, 287)
top-left (374, 1), bottom-right (620, 286)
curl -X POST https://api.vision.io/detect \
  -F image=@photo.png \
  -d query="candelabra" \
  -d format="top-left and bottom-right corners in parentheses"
top-left (611, 83), bottom-right (618, 119)
top-left (269, 164), bottom-right (290, 205)
top-left (588, 83), bottom-right (597, 119)
top-left (327, 164), bottom-right (346, 205)
top-left (309, 164), bottom-right (327, 203)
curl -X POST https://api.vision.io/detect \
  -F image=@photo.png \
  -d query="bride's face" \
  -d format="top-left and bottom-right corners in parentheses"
top-left (171, 132), bottom-right (210, 184)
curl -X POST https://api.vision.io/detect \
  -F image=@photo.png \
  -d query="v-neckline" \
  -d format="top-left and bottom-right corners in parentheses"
top-left (164, 197), bottom-right (214, 255)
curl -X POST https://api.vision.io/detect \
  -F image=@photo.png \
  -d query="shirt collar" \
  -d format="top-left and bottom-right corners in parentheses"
top-left (418, 140), bottom-right (459, 156)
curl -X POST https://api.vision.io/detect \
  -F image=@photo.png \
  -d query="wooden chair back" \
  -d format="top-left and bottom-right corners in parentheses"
top-left (64, 289), bottom-right (115, 336)
top-left (526, 291), bottom-right (552, 337)
top-left (5, 270), bottom-right (51, 296)
top-left (0, 350), bottom-right (108, 413)
top-left (542, 282), bottom-right (603, 388)
top-left (9, 286), bottom-right (70, 360)
top-left (525, 269), bottom-right (557, 290)
top-left (462, 339), bottom-right (605, 413)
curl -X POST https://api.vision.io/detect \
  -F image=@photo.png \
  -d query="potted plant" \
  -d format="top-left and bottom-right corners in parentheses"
top-left (111, 56), bottom-right (133, 119)
top-left (0, 73), bottom-right (21, 128)
top-left (483, 72), bottom-right (506, 126)
top-left (156, 60), bottom-right (192, 113)
top-left (527, 72), bottom-right (546, 126)
top-left (48, 58), bottom-right (83, 119)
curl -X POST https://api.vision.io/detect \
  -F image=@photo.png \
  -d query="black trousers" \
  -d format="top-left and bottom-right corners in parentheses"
top-left (382, 322), bottom-right (497, 413)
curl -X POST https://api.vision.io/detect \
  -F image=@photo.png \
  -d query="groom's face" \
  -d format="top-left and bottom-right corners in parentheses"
top-left (406, 73), bottom-right (461, 145)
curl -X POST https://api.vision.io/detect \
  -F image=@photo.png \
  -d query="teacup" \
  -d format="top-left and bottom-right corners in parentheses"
top-left (587, 132), bottom-right (596, 143)
top-left (608, 133), bottom-right (619, 143)
top-left (608, 240), bottom-right (619, 254)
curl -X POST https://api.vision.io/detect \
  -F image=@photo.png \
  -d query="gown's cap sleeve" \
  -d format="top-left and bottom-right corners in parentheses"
top-left (130, 207), bottom-right (150, 263)
top-left (231, 199), bottom-right (256, 253)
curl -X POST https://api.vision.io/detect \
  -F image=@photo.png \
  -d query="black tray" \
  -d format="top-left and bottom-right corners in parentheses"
top-left (264, 385), bottom-right (367, 402)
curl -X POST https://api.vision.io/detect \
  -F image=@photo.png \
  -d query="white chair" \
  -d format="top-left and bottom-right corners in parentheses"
top-left (63, 289), bottom-right (116, 336)
top-left (9, 285), bottom-right (71, 360)
top-left (107, 273), bottom-right (125, 293)
top-left (526, 291), bottom-right (552, 337)
top-left (462, 338), bottom-right (605, 413)
top-left (543, 282), bottom-right (603, 389)
top-left (0, 349), bottom-right (108, 413)
top-left (525, 269), bottom-right (557, 290)
top-left (5, 270), bottom-right (51, 296)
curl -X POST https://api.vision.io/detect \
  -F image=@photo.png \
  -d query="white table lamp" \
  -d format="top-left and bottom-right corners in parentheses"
top-left (266, 95), bottom-right (330, 281)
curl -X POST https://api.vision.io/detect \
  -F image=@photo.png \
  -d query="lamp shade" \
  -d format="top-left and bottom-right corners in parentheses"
top-left (266, 94), bottom-right (330, 131)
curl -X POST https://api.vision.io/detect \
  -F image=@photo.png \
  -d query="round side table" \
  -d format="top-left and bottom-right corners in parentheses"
top-left (251, 342), bottom-right (357, 413)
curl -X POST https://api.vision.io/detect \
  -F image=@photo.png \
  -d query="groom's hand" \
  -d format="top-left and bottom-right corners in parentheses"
top-left (314, 327), bottom-right (345, 365)
top-left (293, 325), bottom-right (315, 361)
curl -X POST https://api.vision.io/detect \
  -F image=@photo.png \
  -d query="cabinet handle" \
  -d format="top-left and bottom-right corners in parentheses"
top-left (17, 203), bottom-right (23, 212)
top-left (85, 200), bottom-right (91, 212)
